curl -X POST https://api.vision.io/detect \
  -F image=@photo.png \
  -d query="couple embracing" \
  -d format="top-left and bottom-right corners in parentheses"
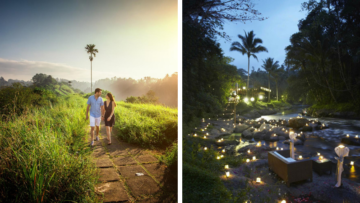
top-left (85, 88), bottom-right (116, 146)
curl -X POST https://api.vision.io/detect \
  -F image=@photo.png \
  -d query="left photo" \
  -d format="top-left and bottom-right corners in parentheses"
top-left (0, 1), bottom-right (178, 202)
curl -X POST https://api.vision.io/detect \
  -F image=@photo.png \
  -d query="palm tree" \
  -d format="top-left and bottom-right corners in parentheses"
top-left (262, 58), bottom-right (279, 102)
top-left (85, 44), bottom-right (99, 93)
top-left (230, 30), bottom-right (268, 96)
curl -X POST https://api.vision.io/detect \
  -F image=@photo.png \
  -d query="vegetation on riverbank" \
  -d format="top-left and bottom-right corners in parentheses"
top-left (0, 94), bottom-right (98, 202)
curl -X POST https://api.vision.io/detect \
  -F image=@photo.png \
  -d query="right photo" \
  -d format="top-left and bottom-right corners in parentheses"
top-left (183, 0), bottom-right (360, 202)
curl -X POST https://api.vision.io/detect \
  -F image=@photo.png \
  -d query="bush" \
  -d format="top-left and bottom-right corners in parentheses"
top-left (0, 83), bottom-right (58, 118)
top-left (113, 101), bottom-right (177, 148)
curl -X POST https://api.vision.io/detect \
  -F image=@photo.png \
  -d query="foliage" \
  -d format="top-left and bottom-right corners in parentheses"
top-left (0, 95), bottom-right (98, 202)
top-left (125, 90), bottom-right (159, 104)
top-left (285, 0), bottom-right (360, 105)
top-left (113, 101), bottom-right (177, 149)
top-left (0, 83), bottom-right (58, 118)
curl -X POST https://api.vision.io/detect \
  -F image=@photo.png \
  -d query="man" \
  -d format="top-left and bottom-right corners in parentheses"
top-left (86, 88), bottom-right (105, 146)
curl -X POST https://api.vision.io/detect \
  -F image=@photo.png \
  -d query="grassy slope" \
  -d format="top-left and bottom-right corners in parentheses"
top-left (0, 95), bottom-right (98, 202)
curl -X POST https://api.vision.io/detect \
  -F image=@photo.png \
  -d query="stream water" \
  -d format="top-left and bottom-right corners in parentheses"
top-left (256, 105), bottom-right (360, 183)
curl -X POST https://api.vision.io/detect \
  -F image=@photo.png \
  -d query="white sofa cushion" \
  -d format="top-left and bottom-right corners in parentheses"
top-left (273, 152), bottom-right (296, 163)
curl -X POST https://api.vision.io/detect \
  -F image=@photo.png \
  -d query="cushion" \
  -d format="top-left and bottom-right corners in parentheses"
top-left (273, 152), bottom-right (296, 163)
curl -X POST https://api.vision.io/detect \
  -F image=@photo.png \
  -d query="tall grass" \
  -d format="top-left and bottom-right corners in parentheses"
top-left (113, 101), bottom-right (177, 149)
top-left (0, 95), bottom-right (98, 202)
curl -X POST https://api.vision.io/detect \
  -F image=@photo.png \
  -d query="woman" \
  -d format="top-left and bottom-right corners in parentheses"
top-left (104, 93), bottom-right (116, 145)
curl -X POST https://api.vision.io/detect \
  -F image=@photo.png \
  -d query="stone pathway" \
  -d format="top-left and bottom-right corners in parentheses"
top-left (90, 123), bottom-right (176, 202)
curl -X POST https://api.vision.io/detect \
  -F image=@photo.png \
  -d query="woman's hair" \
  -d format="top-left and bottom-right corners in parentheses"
top-left (106, 93), bottom-right (117, 107)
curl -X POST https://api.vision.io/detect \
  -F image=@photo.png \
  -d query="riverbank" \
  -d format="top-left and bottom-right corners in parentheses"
top-left (307, 103), bottom-right (360, 119)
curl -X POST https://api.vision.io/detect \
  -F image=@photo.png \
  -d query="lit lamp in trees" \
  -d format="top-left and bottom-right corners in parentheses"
top-left (335, 145), bottom-right (349, 187)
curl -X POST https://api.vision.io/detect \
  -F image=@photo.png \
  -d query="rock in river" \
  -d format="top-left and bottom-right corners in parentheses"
top-left (288, 118), bottom-right (308, 129)
top-left (233, 124), bottom-right (250, 133)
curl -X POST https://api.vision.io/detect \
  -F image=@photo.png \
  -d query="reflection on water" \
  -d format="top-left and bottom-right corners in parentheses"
top-left (349, 166), bottom-right (357, 179)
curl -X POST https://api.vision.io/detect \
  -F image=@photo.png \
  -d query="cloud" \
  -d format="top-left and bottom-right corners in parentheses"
top-left (0, 58), bottom-right (114, 81)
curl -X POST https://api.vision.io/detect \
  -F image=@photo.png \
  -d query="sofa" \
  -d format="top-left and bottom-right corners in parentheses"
top-left (268, 150), bottom-right (312, 187)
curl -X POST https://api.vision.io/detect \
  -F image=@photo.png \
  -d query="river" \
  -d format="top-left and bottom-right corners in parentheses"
top-left (257, 105), bottom-right (360, 183)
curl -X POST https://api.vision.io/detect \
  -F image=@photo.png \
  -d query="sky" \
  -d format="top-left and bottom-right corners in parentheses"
top-left (0, 0), bottom-right (178, 82)
top-left (217, 0), bottom-right (307, 72)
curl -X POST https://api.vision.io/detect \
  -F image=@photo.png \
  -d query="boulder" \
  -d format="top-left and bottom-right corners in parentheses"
top-left (253, 131), bottom-right (266, 140)
top-left (242, 129), bottom-right (253, 138)
top-left (288, 118), bottom-right (309, 129)
top-left (300, 126), bottom-right (313, 132)
top-left (224, 145), bottom-right (237, 155)
top-left (209, 129), bottom-right (221, 137)
top-left (278, 136), bottom-right (286, 140)
top-left (341, 137), bottom-right (360, 146)
top-left (233, 124), bottom-right (250, 133)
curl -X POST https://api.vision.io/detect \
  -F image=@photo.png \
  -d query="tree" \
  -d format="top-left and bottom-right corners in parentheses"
top-left (85, 44), bottom-right (99, 93)
top-left (261, 58), bottom-right (279, 102)
top-left (231, 30), bottom-right (268, 96)
top-left (271, 65), bottom-right (285, 101)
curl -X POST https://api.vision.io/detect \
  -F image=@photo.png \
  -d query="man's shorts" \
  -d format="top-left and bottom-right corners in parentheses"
top-left (90, 116), bottom-right (101, 127)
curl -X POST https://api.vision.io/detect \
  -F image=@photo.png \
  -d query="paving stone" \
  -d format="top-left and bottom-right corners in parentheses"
top-left (98, 168), bottom-right (120, 182)
top-left (118, 165), bottom-right (147, 178)
top-left (93, 148), bottom-right (108, 159)
top-left (113, 156), bottom-right (137, 166)
top-left (136, 196), bottom-right (176, 203)
top-left (107, 144), bottom-right (130, 157)
top-left (134, 154), bottom-right (158, 163)
top-left (143, 163), bottom-right (167, 182)
top-left (96, 181), bottom-right (129, 202)
top-left (95, 159), bottom-right (113, 168)
top-left (126, 176), bottom-right (160, 197)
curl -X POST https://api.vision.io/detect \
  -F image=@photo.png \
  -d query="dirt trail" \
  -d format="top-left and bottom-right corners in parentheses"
top-left (90, 123), bottom-right (176, 202)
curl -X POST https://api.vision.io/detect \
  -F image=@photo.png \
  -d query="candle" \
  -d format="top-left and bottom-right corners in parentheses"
top-left (299, 155), bottom-right (302, 159)
top-left (253, 156), bottom-right (256, 160)
top-left (276, 147), bottom-right (279, 150)
top-left (221, 155), bottom-right (224, 158)
top-left (346, 134), bottom-right (349, 137)
top-left (217, 156), bottom-right (220, 159)
top-left (356, 135), bottom-right (359, 138)
top-left (194, 133), bottom-right (197, 137)
top-left (319, 156), bottom-right (323, 160)
top-left (226, 171), bottom-right (230, 177)
top-left (222, 149), bottom-right (225, 153)
top-left (281, 200), bottom-right (286, 203)
top-left (317, 153), bottom-right (320, 156)
top-left (225, 164), bottom-right (229, 169)
top-left (256, 177), bottom-right (261, 183)
top-left (247, 149), bottom-right (250, 153)
top-left (246, 159), bottom-right (250, 163)
top-left (204, 136), bottom-right (206, 139)
top-left (204, 147), bottom-right (207, 150)
top-left (281, 148), bottom-right (283, 150)
top-left (350, 161), bottom-right (354, 166)
top-left (256, 142), bottom-right (261, 147)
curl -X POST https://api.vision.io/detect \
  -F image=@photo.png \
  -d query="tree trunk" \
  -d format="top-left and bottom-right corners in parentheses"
top-left (325, 78), bottom-right (337, 103)
top-left (91, 59), bottom-right (93, 93)
top-left (247, 56), bottom-right (250, 97)
top-left (275, 81), bottom-right (279, 101)
top-left (268, 73), bottom-right (271, 102)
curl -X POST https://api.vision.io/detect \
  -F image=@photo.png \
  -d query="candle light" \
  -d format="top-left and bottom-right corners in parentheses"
top-left (276, 147), bottom-right (279, 150)
top-left (256, 142), bottom-right (261, 147)
top-left (204, 136), bottom-right (207, 139)
top-left (194, 133), bottom-right (197, 137)
top-left (221, 155), bottom-right (224, 158)
top-left (300, 131), bottom-right (303, 134)
top-left (347, 134), bottom-right (349, 137)
top-left (319, 156), bottom-right (323, 160)
top-left (281, 200), bottom-right (286, 203)
top-left (299, 155), bottom-right (303, 159)
top-left (225, 164), bottom-right (229, 169)
top-left (281, 148), bottom-right (283, 150)
top-left (204, 147), bottom-right (207, 150)
top-left (226, 171), bottom-right (230, 177)
top-left (356, 135), bottom-right (359, 138)
top-left (256, 177), bottom-right (261, 183)
top-left (217, 156), bottom-right (220, 159)
top-left (317, 153), bottom-right (320, 156)
top-left (350, 161), bottom-right (354, 166)
top-left (247, 149), bottom-right (250, 153)
top-left (221, 138), bottom-right (224, 141)
top-left (339, 144), bottom-right (345, 148)
top-left (222, 149), bottom-right (226, 153)
top-left (246, 159), bottom-right (250, 163)
top-left (253, 156), bottom-right (256, 160)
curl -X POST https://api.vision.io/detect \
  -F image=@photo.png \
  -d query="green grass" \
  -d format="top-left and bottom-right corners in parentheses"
top-left (0, 95), bottom-right (98, 202)
top-left (113, 101), bottom-right (177, 149)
